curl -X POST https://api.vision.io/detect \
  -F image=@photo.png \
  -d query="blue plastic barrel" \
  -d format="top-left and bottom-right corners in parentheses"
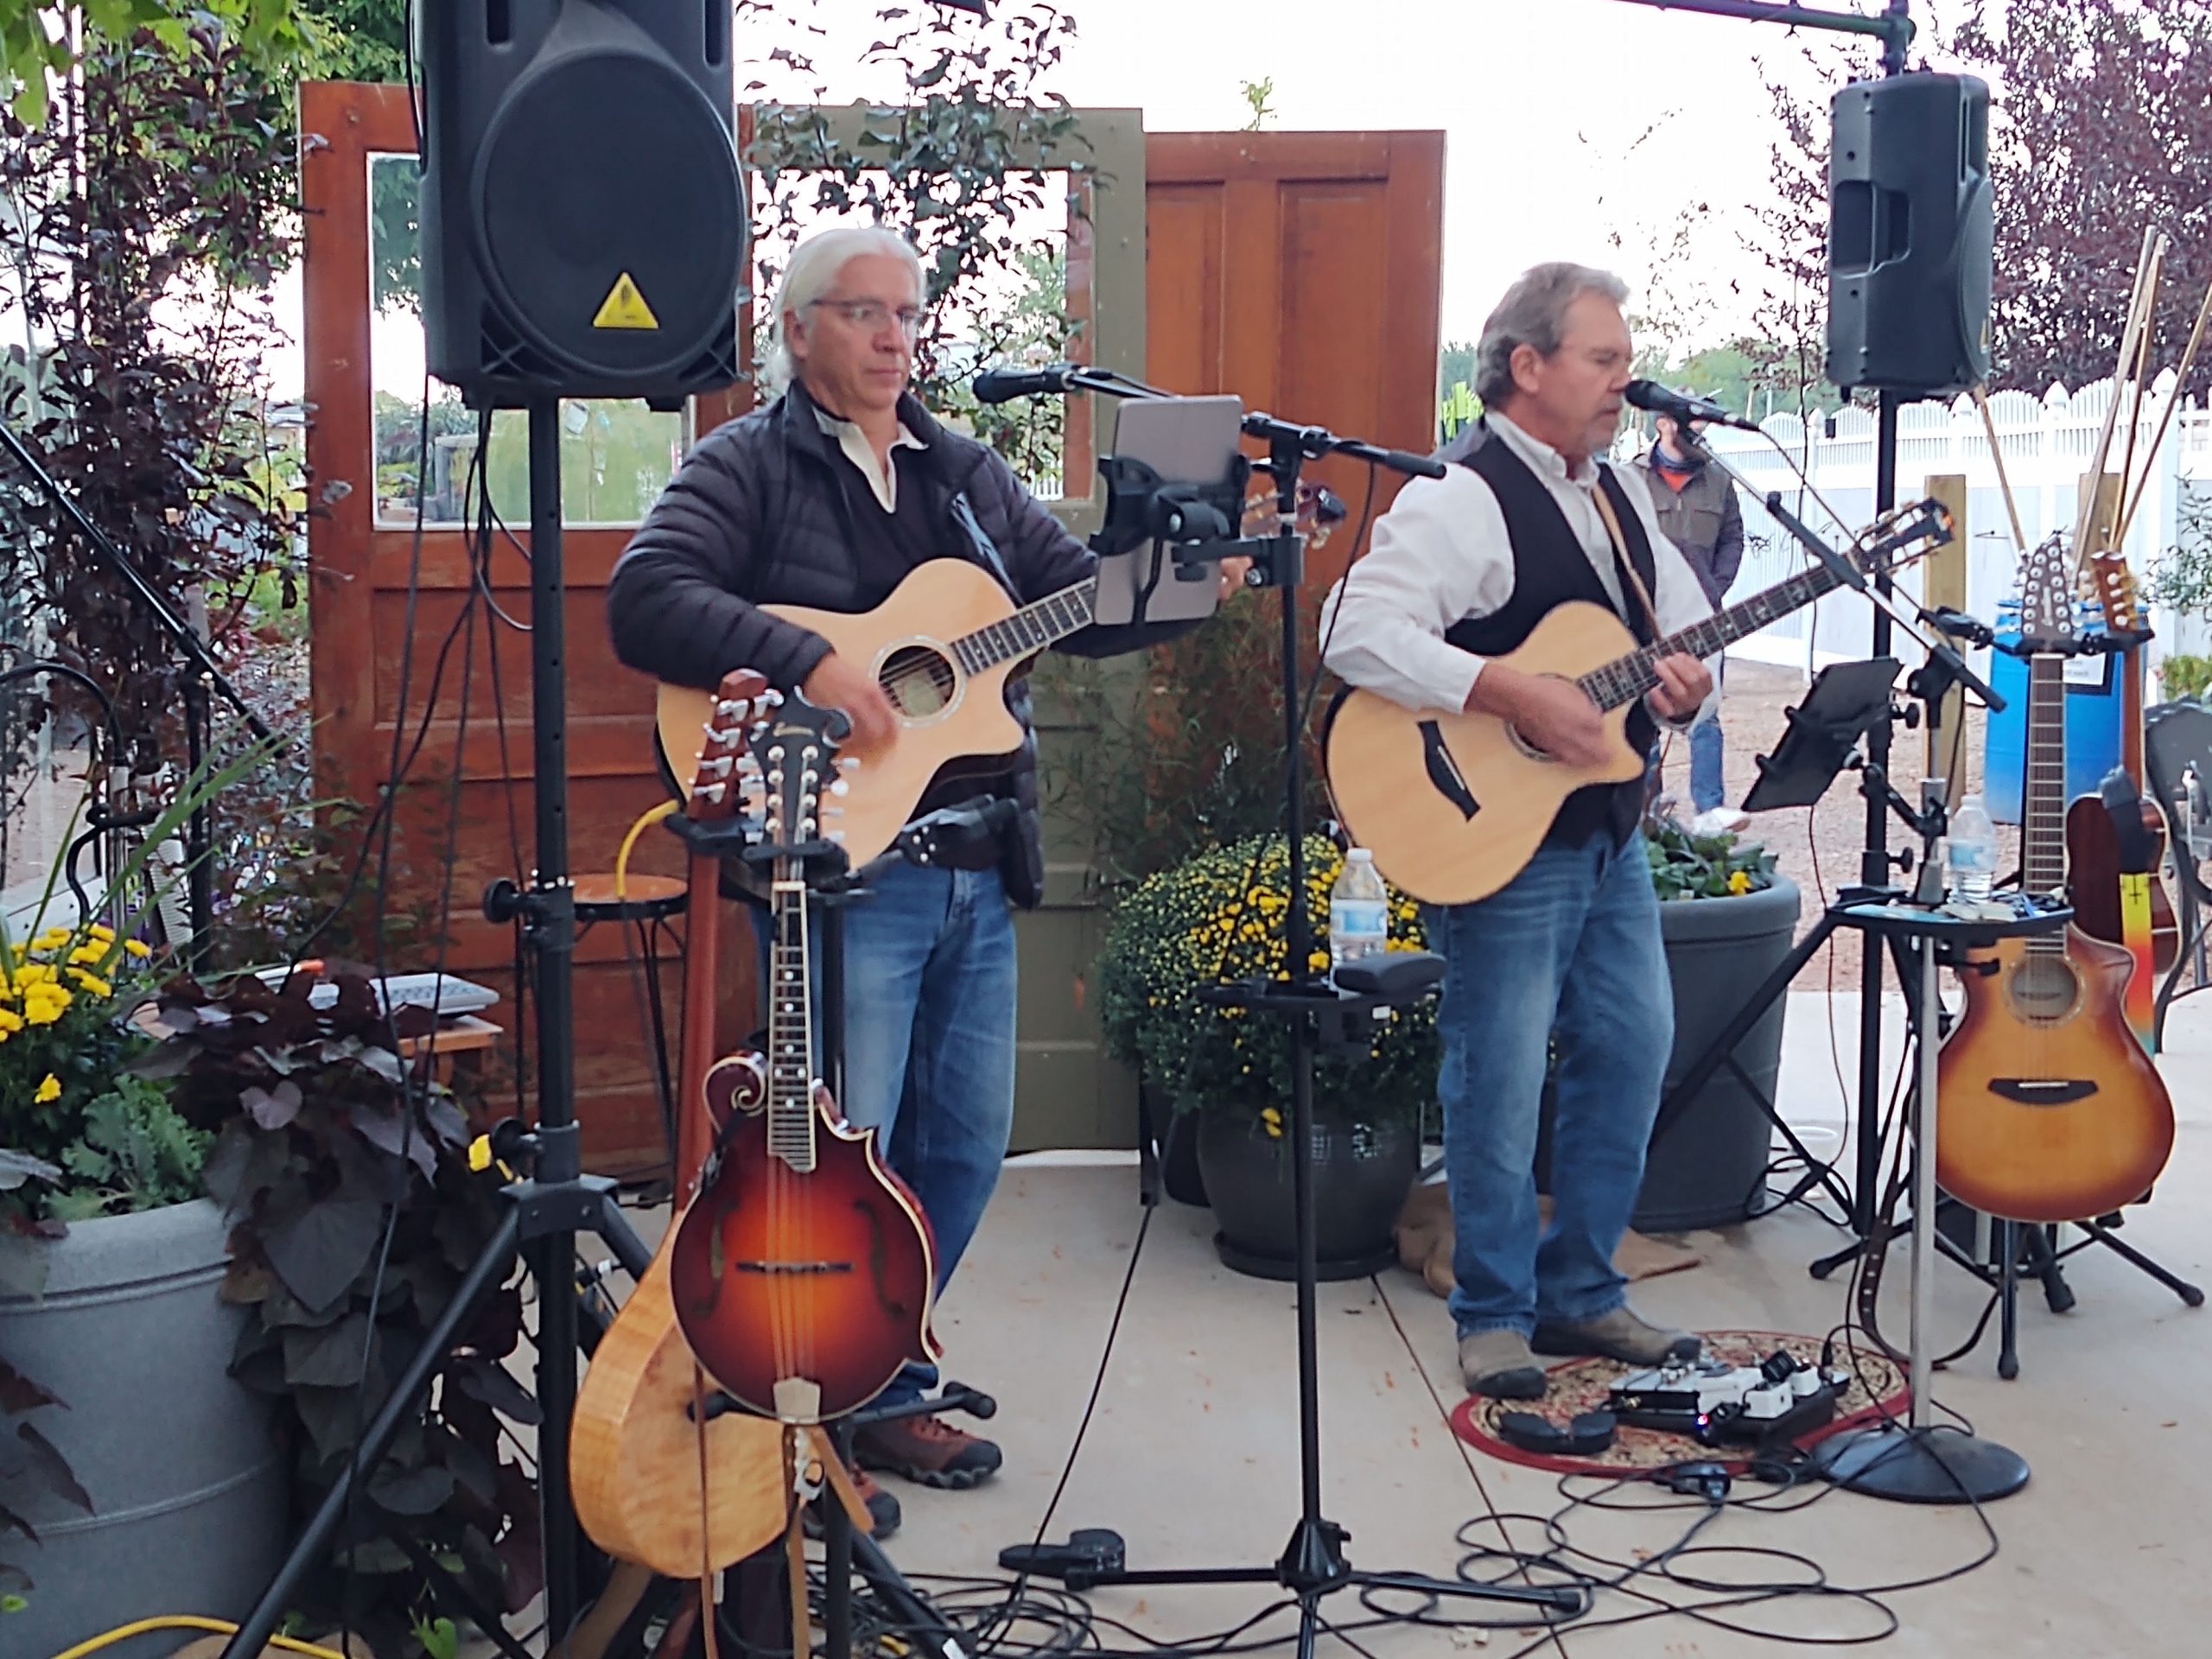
top-left (1982, 600), bottom-right (2124, 826)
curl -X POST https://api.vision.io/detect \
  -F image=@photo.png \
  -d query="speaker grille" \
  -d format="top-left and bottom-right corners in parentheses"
top-left (474, 48), bottom-right (745, 381)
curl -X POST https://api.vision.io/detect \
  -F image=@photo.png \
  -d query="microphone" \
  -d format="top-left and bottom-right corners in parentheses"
top-left (1624, 379), bottom-right (1761, 432)
top-left (971, 363), bottom-right (1084, 404)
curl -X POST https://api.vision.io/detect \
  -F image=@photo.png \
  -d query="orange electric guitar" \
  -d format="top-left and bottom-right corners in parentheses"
top-left (1935, 537), bottom-right (2176, 1224)
top-left (669, 687), bottom-right (942, 1425)
top-left (2064, 549), bottom-right (2179, 988)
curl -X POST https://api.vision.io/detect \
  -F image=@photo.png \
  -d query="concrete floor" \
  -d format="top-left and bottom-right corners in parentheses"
top-left (854, 989), bottom-right (2212, 1657)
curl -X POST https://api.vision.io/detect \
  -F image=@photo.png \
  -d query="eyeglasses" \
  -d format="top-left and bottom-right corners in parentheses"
top-left (809, 298), bottom-right (928, 337)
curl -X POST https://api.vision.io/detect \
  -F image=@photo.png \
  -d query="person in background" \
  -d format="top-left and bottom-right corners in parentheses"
top-left (1634, 404), bottom-right (1745, 830)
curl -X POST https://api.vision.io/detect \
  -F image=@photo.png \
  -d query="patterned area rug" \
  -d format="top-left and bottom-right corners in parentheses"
top-left (1450, 1330), bottom-right (1910, 1476)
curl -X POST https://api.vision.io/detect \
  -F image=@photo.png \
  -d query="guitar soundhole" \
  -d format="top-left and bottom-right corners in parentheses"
top-left (879, 645), bottom-right (958, 719)
top-left (2006, 954), bottom-right (2082, 1025)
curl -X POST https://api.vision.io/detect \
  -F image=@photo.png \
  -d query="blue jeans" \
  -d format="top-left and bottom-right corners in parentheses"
top-left (1427, 835), bottom-right (1672, 1340)
top-left (753, 859), bottom-right (1019, 1407)
top-left (1689, 711), bottom-right (1725, 813)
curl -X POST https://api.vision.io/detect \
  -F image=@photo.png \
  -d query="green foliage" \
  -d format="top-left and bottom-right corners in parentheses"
top-left (0, 1355), bottom-right (90, 1611)
top-left (1643, 813), bottom-right (1779, 903)
top-left (1439, 381), bottom-right (1479, 442)
top-left (153, 970), bottom-right (540, 1639)
top-left (0, 0), bottom-right (308, 124)
top-left (0, 17), bottom-right (302, 774)
top-left (1094, 834), bottom-right (1436, 1124)
top-left (2157, 653), bottom-right (2212, 703)
top-left (1040, 588), bottom-right (1332, 892)
top-left (48, 1076), bottom-right (212, 1222)
top-left (743, 1), bottom-right (1091, 411)
top-left (1238, 75), bottom-right (1275, 130)
top-left (931, 244), bottom-right (1083, 493)
top-left (1440, 340), bottom-right (1475, 396)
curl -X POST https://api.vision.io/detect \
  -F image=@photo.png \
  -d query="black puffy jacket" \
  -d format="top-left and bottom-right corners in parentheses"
top-left (607, 379), bottom-right (1193, 906)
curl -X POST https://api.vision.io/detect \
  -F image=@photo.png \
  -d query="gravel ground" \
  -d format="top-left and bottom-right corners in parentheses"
top-left (1649, 656), bottom-right (2024, 987)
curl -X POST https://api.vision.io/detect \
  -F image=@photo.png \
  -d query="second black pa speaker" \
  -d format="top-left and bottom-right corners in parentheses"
top-left (1826, 72), bottom-right (1993, 399)
top-left (418, 1), bottom-right (747, 406)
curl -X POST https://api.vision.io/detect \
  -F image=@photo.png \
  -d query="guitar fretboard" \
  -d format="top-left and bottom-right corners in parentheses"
top-left (2023, 654), bottom-right (2069, 953)
top-left (768, 879), bottom-right (817, 1173)
top-left (951, 578), bottom-right (1100, 675)
top-left (1577, 563), bottom-right (1845, 713)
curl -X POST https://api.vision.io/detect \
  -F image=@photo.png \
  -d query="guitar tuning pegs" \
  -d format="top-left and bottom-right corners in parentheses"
top-left (761, 690), bottom-right (785, 708)
top-left (826, 830), bottom-right (847, 845)
top-left (837, 756), bottom-right (861, 774)
top-left (829, 779), bottom-right (849, 798)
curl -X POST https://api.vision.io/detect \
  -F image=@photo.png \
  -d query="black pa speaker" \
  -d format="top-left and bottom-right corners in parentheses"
top-left (1825, 72), bottom-right (1994, 399)
top-left (418, 1), bottom-right (747, 406)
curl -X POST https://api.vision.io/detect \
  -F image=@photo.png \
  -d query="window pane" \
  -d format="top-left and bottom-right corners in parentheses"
top-left (366, 153), bottom-right (687, 528)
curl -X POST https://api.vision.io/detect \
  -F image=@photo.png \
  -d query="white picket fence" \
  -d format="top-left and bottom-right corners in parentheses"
top-left (1645, 374), bottom-right (2212, 686)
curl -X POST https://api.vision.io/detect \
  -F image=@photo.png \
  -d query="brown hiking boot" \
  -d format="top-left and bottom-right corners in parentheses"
top-left (804, 1460), bottom-right (900, 1541)
top-left (852, 1414), bottom-right (1003, 1490)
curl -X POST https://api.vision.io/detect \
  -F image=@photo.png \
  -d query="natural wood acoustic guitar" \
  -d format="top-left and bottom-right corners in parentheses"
top-left (1322, 499), bottom-right (1951, 906)
top-left (1935, 537), bottom-right (2176, 1224)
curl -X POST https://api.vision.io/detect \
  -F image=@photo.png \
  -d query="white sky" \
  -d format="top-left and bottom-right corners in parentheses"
top-left (262, 0), bottom-right (1907, 399)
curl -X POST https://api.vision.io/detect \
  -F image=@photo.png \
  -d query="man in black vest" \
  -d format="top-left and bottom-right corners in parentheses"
top-left (1322, 264), bottom-right (1716, 1398)
top-left (608, 227), bottom-right (1246, 1526)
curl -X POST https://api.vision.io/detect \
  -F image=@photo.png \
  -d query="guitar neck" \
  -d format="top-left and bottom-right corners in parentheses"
top-left (2024, 654), bottom-right (2069, 906)
top-left (767, 874), bottom-right (818, 1174)
top-left (1577, 561), bottom-right (1846, 714)
top-left (952, 577), bottom-right (1100, 674)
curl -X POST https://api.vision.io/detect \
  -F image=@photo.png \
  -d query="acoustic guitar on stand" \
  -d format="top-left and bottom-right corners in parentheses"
top-left (1323, 499), bottom-right (1953, 906)
top-left (1935, 536), bottom-right (2176, 1225)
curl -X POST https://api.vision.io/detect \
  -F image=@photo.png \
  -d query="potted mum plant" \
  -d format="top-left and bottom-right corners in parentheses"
top-left (1631, 810), bottom-right (1802, 1231)
top-left (1095, 832), bottom-right (1434, 1280)
top-left (0, 834), bottom-right (289, 1654)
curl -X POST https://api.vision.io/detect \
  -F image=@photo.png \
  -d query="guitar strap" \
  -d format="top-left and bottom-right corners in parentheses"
top-left (1588, 474), bottom-right (1664, 644)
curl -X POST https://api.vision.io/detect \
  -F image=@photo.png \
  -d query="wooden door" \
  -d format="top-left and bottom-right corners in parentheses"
top-left (1012, 129), bottom-right (1446, 1153)
top-left (300, 81), bottom-right (753, 1178)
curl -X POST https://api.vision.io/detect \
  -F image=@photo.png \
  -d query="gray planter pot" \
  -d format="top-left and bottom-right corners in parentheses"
top-left (1, 1197), bottom-right (288, 1658)
top-left (1637, 874), bottom-right (1803, 1231)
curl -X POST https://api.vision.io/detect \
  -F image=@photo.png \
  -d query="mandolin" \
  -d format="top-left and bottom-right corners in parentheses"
top-left (1935, 537), bottom-right (2176, 1224)
top-left (668, 688), bottom-right (942, 1424)
top-left (569, 672), bottom-right (797, 1582)
top-left (1322, 498), bottom-right (1952, 906)
top-left (2063, 548), bottom-right (2179, 987)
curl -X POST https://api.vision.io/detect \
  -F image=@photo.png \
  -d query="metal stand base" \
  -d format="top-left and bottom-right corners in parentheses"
top-left (1810, 1424), bottom-right (2030, 1504)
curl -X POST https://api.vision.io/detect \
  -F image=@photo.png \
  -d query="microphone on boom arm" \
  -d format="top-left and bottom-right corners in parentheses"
top-left (970, 363), bottom-right (1086, 404)
top-left (1624, 379), bottom-right (1761, 433)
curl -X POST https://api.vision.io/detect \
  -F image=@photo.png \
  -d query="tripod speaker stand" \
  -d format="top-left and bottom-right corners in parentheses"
top-left (1003, 385), bottom-right (1585, 1654)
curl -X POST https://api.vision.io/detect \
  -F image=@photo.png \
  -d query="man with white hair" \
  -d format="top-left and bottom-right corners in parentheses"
top-left (609, 226), bottom-right (1244, 1533)
top-left (1322, 263), bottom-right (1718, 1401)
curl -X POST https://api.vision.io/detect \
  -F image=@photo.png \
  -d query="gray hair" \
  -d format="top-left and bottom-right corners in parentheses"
top-left (1472, 263), bottom-right (1631, 407)
top-left (761, 226), bottom-right (926, 393)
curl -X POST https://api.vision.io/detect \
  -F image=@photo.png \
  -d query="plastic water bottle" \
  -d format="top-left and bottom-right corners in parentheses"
top-left (1330, 848), bottom-right (1389, 974)
top-left (1946, 793), bottom-right (1999, 905)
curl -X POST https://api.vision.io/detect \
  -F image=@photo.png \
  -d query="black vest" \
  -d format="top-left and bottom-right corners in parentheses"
top-left (1446, 425), bottom-right (1660, 849)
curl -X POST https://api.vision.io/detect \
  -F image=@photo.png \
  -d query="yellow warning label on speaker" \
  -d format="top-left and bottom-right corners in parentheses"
top-left (593, 272), bottom-right (660, 331)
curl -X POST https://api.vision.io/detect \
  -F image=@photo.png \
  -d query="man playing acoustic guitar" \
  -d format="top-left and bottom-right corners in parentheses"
top-left (608, 227), bottom-right (1246, 1531)
top-left (1322, 264), bottom-right (1717, 1399)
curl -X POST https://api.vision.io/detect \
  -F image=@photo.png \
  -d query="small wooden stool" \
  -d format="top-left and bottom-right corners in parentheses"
top-left (572, 872), bottom-right (689, 1146)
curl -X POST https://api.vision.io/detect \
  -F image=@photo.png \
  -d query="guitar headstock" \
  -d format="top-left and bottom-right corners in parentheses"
top-left (686, 670), bottom-right (771, 823)
top-left (1852, 497), bottom-right (1955, 576)
top-left (748, 689), bottom-right (855, 857)
top-left (2018, 533), bottom-right (2081, 651)
top-left (1242, 479), bottom-right (1341, 553)
top-left (2087, 547), bottom-right (2145, 639)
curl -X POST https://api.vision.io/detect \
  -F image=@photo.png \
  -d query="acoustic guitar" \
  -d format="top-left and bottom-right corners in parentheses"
top-left (2063, 548), bottom-right (2179, 984)
top-left (655, 483), bottom-right (1336, 871)
top-left (569, 673), bottom-right (801, 1584)
top-left (1322, 499), bottom-right (1952, 906)
top-left (669, 688), bottom-right (943, 1424)
top-left (1935, 536), bottom-right (2176, 1225)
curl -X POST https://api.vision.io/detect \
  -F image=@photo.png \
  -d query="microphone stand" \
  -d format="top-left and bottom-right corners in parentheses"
top-left (997, 378), bottom-right (1583, 1653)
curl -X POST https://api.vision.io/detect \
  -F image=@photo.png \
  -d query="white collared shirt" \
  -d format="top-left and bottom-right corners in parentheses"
top-left (813, 405), bottom-right (926, 512)
top-left (1320, 412), bottom-right (1717, 720)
